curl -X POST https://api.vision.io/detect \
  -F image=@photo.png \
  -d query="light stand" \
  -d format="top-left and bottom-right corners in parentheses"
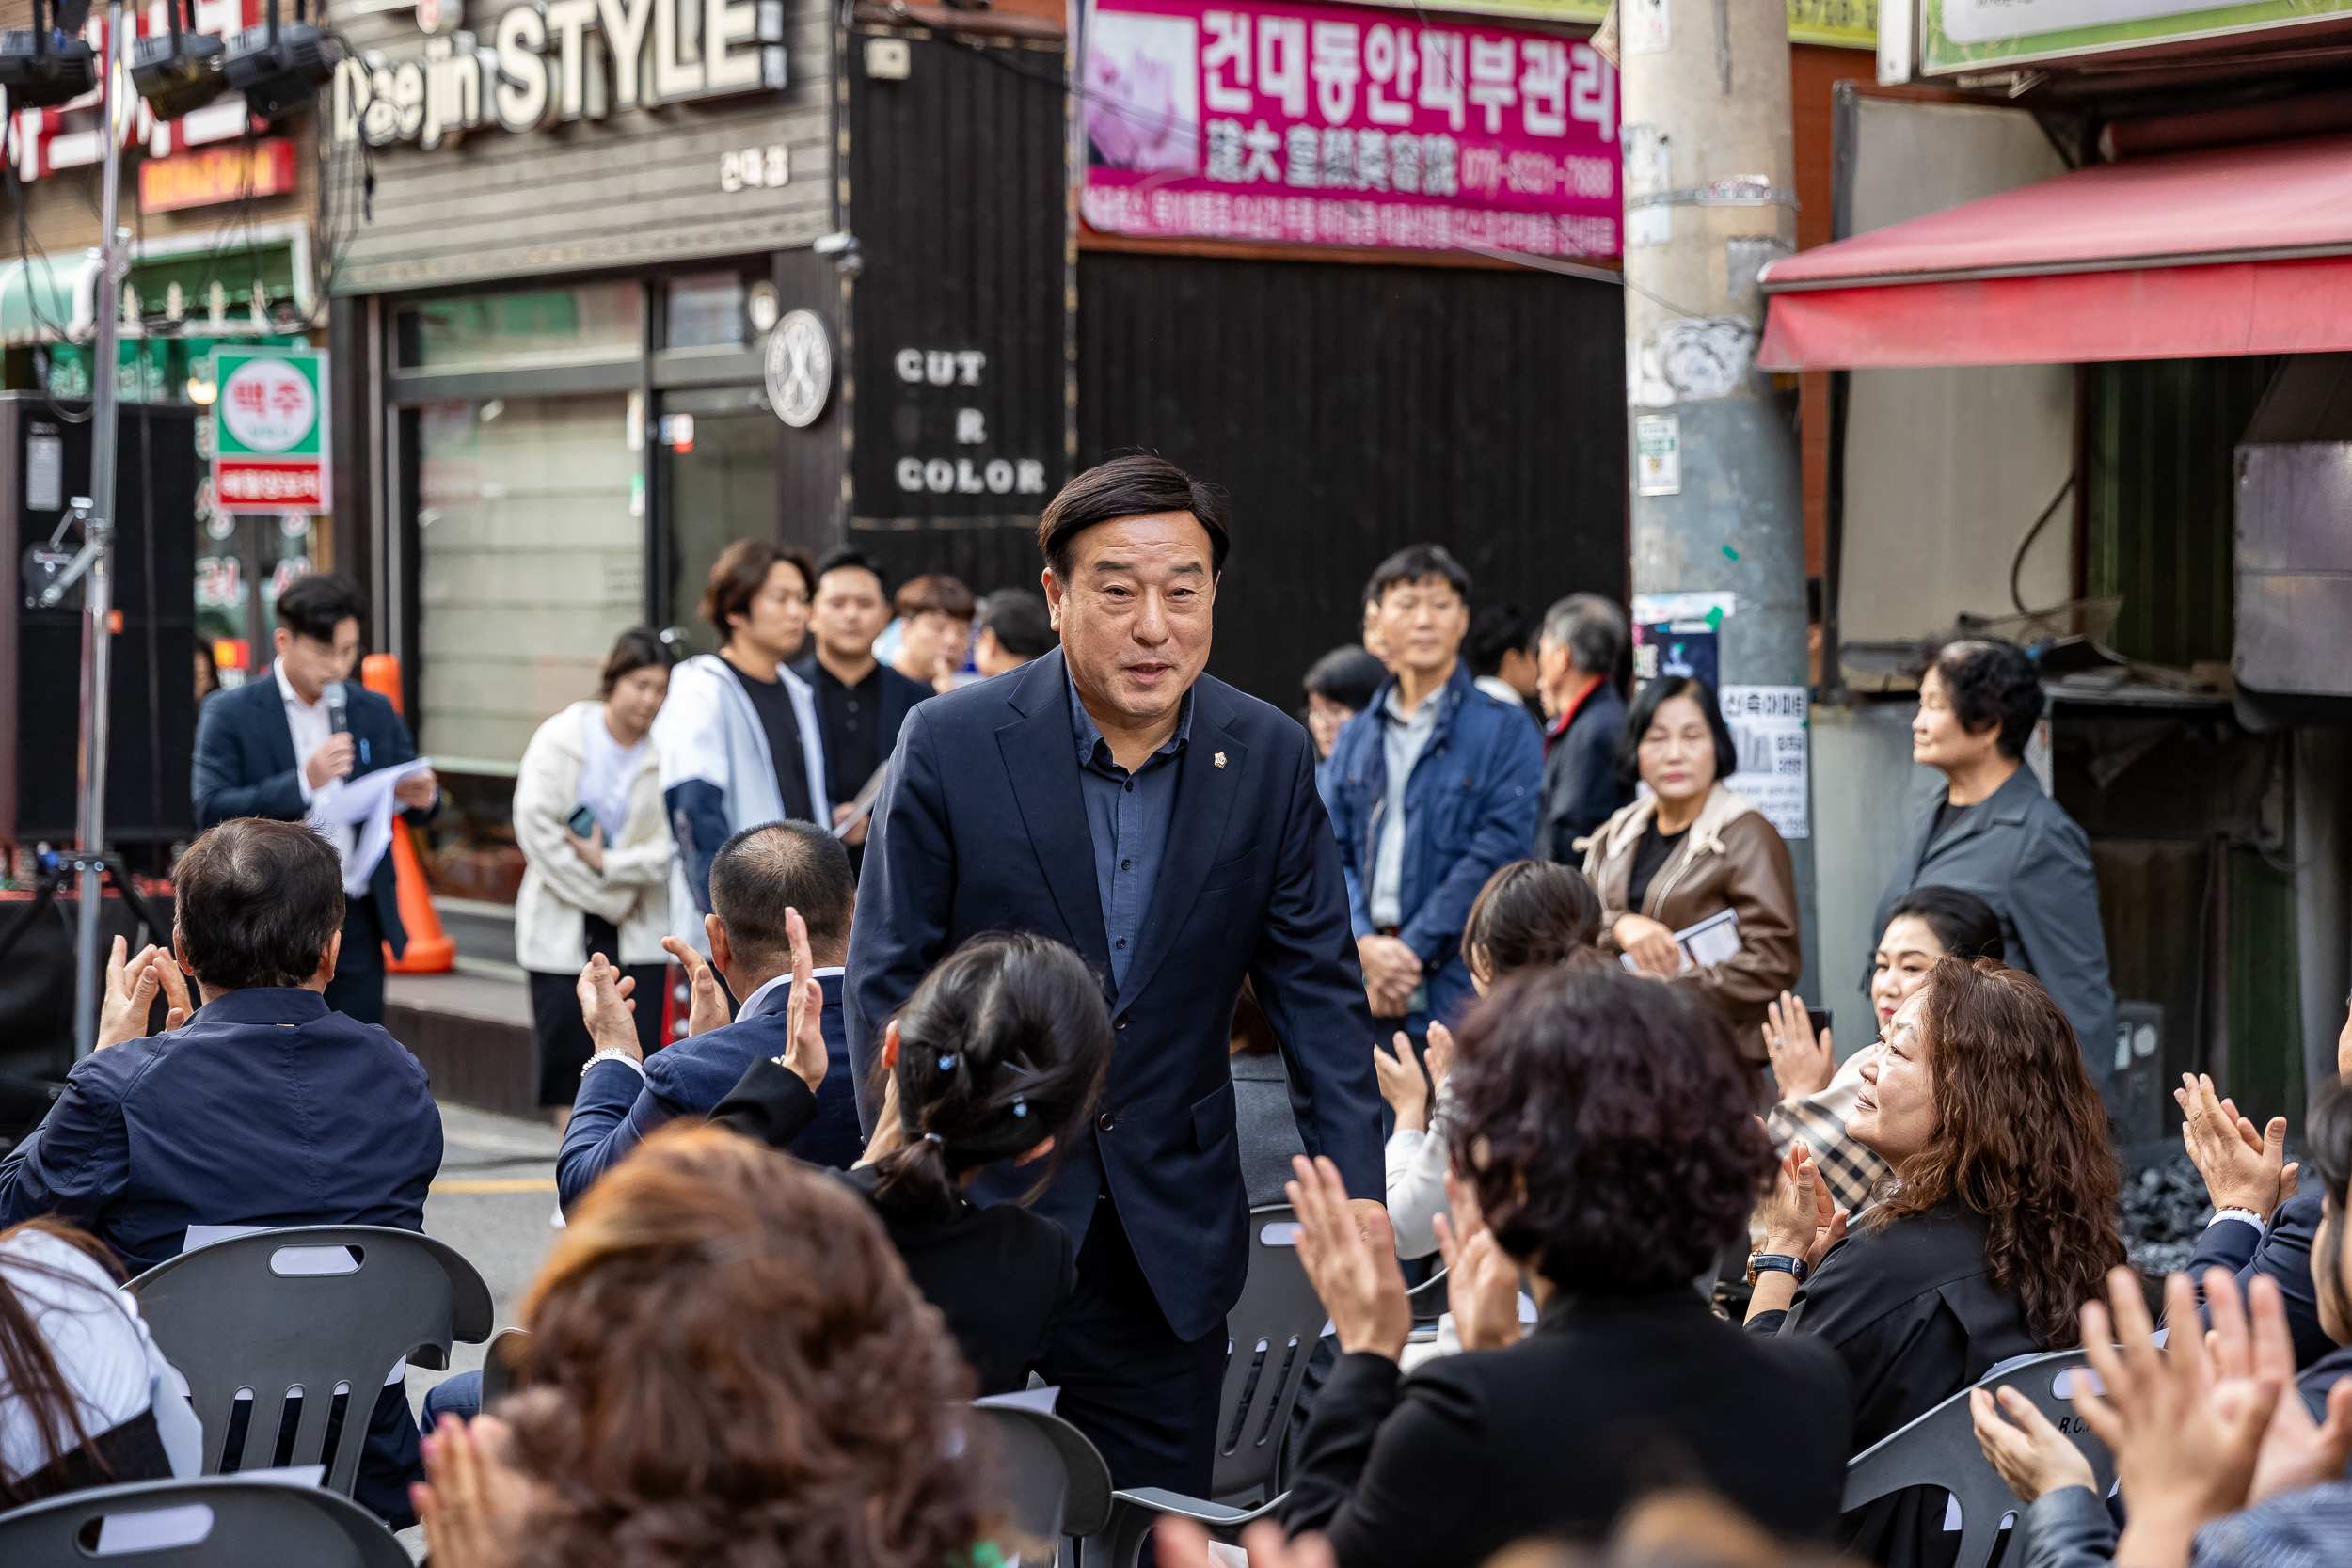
top-left (70, 0), bottom-right (127, 1059)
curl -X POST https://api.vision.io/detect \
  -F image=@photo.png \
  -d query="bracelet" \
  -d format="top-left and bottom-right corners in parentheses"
top-left (1746, 1252), bottom-right (1808, 1287)
top-left (580, 1048), bottom-right (644, 1080)
top-left (2210, 1205), bottom-right (2268, 1229)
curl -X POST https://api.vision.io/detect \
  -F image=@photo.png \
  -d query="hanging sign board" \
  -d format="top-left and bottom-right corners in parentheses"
top-left (213, 348), bottom-right (330, 513)
top-left (1081, 0), bottom-right (1622, 259)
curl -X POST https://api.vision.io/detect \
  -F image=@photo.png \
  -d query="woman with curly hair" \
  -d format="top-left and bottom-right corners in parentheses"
top-left (1276, 958), bottom-right (1853, 1568)
top-left (1746, 956), bottom-right (2125, 1568)
top-left (413, 1122), bottom-right (996, 1568)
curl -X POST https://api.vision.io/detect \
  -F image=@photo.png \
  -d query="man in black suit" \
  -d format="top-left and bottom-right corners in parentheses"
top-left (191, 574), bottom-right (437, 1023)
top-left (793, 546), bottom-right (933, 875)
top-left (847, 454), bottom-right (1385, 1494)
top-left (1531, 593), bottom-right (1633, 863)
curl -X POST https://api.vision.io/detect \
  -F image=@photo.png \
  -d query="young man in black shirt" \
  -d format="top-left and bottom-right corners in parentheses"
top-left (795, 547), bottom-right (933, 872)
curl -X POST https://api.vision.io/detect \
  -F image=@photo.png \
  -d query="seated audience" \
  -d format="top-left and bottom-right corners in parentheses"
top-left (0, 1220), bottom-right (200, 1508)
top-left (1379, 859), bottom-right (1599, 1259)
top-left (1281, 960), bottom-right (1853, 1568)
top-left (414, 1124), bottom-right (994, 1568)
top-left (713, 930), bottom-right (1110, 1395)
top-left (558, 819), bottom-right (861, 1207)
top-left (0, 817), bottom-right (442, 1525)
top-left (1748, 957), bottom-right (2123, 1568)
top-left (1763, 886), bottom-right (2006, 1213)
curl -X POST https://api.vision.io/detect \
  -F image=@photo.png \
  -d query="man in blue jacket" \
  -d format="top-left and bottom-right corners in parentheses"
top-left (1326, 546), bottom-right (1543, 1031)
top-left (558, 819), bottom-right (856, 1208)
top-left (0, 816), bottom-right (442, 1526)
top-left (845, 454), bottom-right (1384, 1495)
top-left (191, 573), bottom-right (437, 1024)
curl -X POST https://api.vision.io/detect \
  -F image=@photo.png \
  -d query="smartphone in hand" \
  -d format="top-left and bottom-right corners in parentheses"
top-left (565, 804), bottom-right (597, 839)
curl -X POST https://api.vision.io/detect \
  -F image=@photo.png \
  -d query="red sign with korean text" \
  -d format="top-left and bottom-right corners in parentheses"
top-left (1082, 0), bottom-right (1618, 258)
top-left (138, 139), bottom-right (297, 214)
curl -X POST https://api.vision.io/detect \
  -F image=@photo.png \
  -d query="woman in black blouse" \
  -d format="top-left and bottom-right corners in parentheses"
top-left (1746, 957), bottom-right (2124, 1568)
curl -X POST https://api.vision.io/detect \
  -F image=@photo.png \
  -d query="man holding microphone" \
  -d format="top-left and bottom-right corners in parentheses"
top-left (848, 455), bottom-right (1385, 1494)
top-left (193, 573), bottom-right (437, 1022)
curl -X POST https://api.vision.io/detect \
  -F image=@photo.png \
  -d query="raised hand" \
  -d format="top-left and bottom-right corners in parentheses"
top-left (2201, 1268), bottom-right (2352, 1504)
top-left (1971, 1385), bottom-right (2095, 1503)
top-left (2176, 1073), bottom-right (2291, 1219)
top-left (776, 906), bottom-right (828, 1092)
top-left (1373, 1032), bottom-right (1430, 1131)
top-left (1432, 1167), bottom-right (1521, 1352)
top-left (95, 938), bottom-right (169, 1052)
top-left (1764, 990), bottom-right (1836, 1099)
top-left (414, 1414), bottom-right (530, 1568)
top-left (1423, 1021), bottom-right (1455, 1093)
top-left (574, 953), bottom-right (642, 1060)
top-left (1287, 1154), bottom-right (1410, 1361)
top-left (661, 934), bottom-right (731, 1037)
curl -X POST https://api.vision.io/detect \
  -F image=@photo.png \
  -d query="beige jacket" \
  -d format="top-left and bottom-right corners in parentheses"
top-left (513, 702), bottom-right (672, 973)
top-left (1582, 782), bottom-right (1802, 1043)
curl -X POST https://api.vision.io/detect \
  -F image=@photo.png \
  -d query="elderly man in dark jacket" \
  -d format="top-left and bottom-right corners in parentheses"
top-left (1531, 594), bottom-right (1632, 864)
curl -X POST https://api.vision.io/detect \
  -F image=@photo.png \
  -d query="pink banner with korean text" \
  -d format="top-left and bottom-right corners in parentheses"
top-left (1080, 0), bottom-right (1618, 259)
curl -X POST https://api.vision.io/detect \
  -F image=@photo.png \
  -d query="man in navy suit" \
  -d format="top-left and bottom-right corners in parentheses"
top-left (557, 819), bottom-right (859, 1209)
top-left (846, 454), bottom-right (1385, 1494)
top-left (793, 546), bottom-right (934, 877)
top-left (191, 573), bottom-right (438, 1024)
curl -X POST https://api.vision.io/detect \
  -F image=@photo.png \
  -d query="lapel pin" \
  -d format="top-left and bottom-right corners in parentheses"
top-left (1213, 752), bottom-right (1228, 768)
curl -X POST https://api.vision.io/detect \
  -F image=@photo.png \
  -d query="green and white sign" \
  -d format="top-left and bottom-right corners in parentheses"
top-left (1926, 0), bottom-right (2352, 74)
top-left (213, 347), bottom-right (329, 513)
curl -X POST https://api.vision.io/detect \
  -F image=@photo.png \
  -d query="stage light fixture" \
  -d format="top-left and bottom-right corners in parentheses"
top-left (0, 0), bottom-right (98, 110)
top-left (221, 0), bottom-right (332, 120)
top-left (131, 0), bottom-right (226, 119)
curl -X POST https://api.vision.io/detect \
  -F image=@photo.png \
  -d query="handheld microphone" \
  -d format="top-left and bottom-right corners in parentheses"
top-left (324, 681), bottom-right (349, 736)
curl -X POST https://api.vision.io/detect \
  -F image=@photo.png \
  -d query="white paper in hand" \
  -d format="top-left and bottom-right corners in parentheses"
top-left (306, 758), bottom-right (431, 894)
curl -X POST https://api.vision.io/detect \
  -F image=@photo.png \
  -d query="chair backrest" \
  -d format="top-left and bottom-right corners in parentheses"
top-left (130, 1226), bottom-right (493, 1497)
top-left (1405, 1267), bottom-right (1449, 1325)
top-left (1211, 1207), bottom-right (1330, 1509)
top-left (0, 1476), bottom-right (411, 1568)
top-left (480, 1325), bottom-right (532, 1408)
top-left (973, 1402), bottom-right (1115, 1552)
top-left (1842, 1349), bottom-right (2114, 1568)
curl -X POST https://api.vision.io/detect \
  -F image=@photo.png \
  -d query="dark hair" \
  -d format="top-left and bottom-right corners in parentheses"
top-left (976, 589), bottom-right (1054, 658)
top-left (1446, 959), bottom-right (1773, 1293)
top-left (895, 573), bottom-right (977, 622)
top-left (2307, 1082), bottom-right (2352, 1338)
top-left (509, 1125), bottom-right (992, 1568)
top-left (1037, 454), bottom-right (1231, 580)
top-left (871, 934), bottom-right (1113, 1222)
top-left (0, 1222), bottom-right (131, 1508)
top-left (1885, 886), bottom-right (2004, 965)
top-left (1460, 861), bottom-right (1602, 980)
top-left (1927, 638), bottom-right (2042, 760)
top-left (813, 546), bottom-right (891, 600)
top-left (1467, 605), bottom-right (1541, 679)
top-left (1614, 676), bottom-right (1740, 791)
top-left (597, 626), bottom-right (673, 699)
top-left (276, 572), bottom-right (362, 644)
top-left (1877, 958), bottom-right (2125, 1349)
top-left (1364, 544), bottom-right (1470, 608)
top-left (1301, 645), bottom-right (1387, 713)
top-left (698, 540), bottom-right (815, 640)
top-left (1228, 977), bottom-right (1279, 1057)
top-left (1542, 594), bottom-right (1628, 679)
top-left (173, 818), bottom-right (345, 990)
top-left (709, 822), bottom-right (855, 965)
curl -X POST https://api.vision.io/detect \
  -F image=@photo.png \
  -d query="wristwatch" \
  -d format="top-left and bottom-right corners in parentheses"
top-left (580, 1047), bottom-right (642, 1078)
top-left (1745, 1251), bottom-right (1808, 1287)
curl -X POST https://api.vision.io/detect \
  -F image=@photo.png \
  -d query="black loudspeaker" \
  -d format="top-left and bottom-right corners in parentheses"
top-left (0, 395), bottom-right (199, 850)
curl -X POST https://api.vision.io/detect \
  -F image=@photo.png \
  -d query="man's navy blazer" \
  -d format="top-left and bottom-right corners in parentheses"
top-left (557, 972), bottom-right (859, 1208)
top-left (845, 648), bottom-right (1384, 1342)
top-left (192, 676), bottom-right (432, 956)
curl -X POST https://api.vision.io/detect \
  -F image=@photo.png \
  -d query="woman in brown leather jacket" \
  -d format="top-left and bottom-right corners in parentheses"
top-left (1581, 675), bottom-right (1801, 1043)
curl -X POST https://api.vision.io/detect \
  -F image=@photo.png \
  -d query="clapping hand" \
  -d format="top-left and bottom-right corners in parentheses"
top-left (2198, 1268), bottom-right (2352, 1505)
top-left (1764, 991), bottom-right (1837, 1099)
top-left (1373, 1032), bottom-right (1430, 1131)
top-left (94, 938), bottom-right (195, 1051)
top-left (1432, 1167), bottom-right (1522, 1352)
top-left (1971, 1385), bottom-right (2096, 1503)
top-left (1759, 1138), bottom-right (1847, 1271)
top-left (574, 954), bottom-right (642, 1061)
top-left (2175, 1074), bottom-right (2295, 1219)
top-left (776, 907), bottom-right (828, 1092)
top-left (660, 935), bottom-right (732, 1037)
top-left (414, 1414), bottom-right (530, 1568)
top-left (1287, 1154), bottom-right (1410, 1362)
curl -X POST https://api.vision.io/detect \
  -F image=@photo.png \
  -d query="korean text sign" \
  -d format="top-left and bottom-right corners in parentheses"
top-left (214, 348), bottom-right (330, 514)
top-left (1082, 0), bottom-right (1619, 258)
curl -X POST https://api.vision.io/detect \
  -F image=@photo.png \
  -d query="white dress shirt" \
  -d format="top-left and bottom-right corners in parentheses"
top-left (276, 658), bottom-right (358, 865)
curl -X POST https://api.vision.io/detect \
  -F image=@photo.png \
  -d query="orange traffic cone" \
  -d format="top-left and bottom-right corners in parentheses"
top-left (361, 654), bottom-right (455, 974)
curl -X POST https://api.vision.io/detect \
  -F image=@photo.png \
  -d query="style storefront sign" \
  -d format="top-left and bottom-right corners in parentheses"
top-left (1081, 0), bottom-right (1620, 257)
top-left (330, 0), bottom-right (789, 150)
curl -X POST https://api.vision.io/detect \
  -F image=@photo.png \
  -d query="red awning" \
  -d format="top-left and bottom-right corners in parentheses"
top-left (1757, 133), bottom-right (2352, 370)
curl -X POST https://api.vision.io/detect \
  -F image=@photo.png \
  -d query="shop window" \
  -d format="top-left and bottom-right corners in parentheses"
top-left (396, 284), bottom-right (644, 372)
top-left (665, 271), bottom-right (748, 349)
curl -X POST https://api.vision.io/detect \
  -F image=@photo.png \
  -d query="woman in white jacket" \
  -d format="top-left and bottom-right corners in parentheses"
top-left (514, 627), bottom-right (675, 1122)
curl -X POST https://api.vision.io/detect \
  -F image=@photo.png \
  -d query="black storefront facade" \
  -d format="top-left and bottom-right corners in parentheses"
top-left (327, 0), bottom-right (1628, 904)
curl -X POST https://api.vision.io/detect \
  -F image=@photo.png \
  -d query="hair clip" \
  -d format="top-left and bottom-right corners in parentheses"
top-left (1011, 1094), bottom-right (1028, 1118)
top-left (937, 1053), bottom-right (959, 1072)
top-left (924, 1132), bottom-right (945, 1145)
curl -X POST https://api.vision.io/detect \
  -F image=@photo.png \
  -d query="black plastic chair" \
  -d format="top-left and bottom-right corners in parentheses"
top-left (1405, 1267), bottom-right (1449, 1325)
top-left (479, 1325), bottom-right (532, 1408)
top-left (130, 1226), bottom-right (493, 1497)
top-left (0, 1475), bottom-right (410, 1567)
top-left (1097, 1206), bottom-right (1328, 1566)
top-left (974, 1402), bottom-right (1113, 1568)
top-left (1842, 1349), bottom-right (2113, 1568)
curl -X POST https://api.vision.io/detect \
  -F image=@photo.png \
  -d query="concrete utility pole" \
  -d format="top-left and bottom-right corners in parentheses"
top-left (1617, 0), bottom-right (1816, 992)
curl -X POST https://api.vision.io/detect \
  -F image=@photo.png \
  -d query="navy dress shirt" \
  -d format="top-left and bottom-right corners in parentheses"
top-left (1069, 669), bottom-right (1192, 992)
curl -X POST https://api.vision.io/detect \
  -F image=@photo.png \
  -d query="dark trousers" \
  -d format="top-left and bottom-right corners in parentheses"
top-left (530, 914), bottom-right (665, 1106)
top-left (1033, 1192), bottom-right (1228, 1497)
top-left (323, 895), bottom-right (387, 1026)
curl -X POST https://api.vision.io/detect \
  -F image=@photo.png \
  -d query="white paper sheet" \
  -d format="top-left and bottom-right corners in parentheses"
top-left (306, 758), bottom-right (432, 894)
